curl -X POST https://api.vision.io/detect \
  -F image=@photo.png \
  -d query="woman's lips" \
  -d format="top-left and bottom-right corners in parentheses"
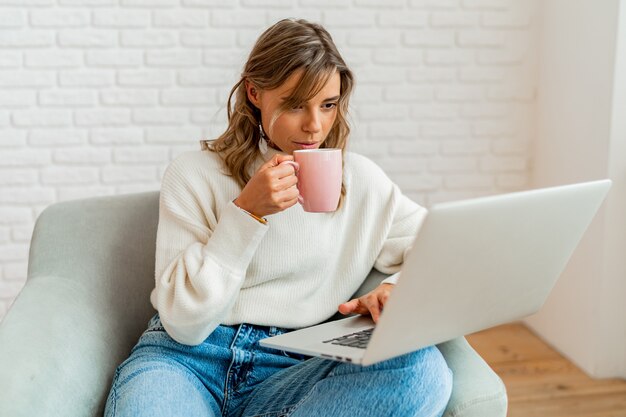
top-left (294, 142), bottom-right (319, 149)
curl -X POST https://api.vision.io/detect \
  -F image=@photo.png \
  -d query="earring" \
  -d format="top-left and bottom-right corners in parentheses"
top-left (258, 122), bottom-right (268, 154)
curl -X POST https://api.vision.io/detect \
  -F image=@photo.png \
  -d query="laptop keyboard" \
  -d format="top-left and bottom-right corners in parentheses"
top-left (322, 328), bottom-right (374, 349)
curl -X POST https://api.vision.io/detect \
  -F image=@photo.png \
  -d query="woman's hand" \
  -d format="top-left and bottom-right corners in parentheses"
top-left (234, 154), bottom-right (299, 218)
top-left (337, 283), bottom-right (394, 323)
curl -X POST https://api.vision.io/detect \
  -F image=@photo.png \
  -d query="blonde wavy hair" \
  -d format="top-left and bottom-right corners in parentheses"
top-left (201, 18), bottom-right (354, 206)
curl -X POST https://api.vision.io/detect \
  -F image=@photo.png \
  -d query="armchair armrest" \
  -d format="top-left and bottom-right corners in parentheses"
top-left (439, 337), bottom-right (507, 417)
top-left (0, 192), bottom-right (160, 417)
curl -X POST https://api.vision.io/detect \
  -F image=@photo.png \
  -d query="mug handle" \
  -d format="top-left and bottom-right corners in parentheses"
top-left (279, 160), bottom-right (304, 205)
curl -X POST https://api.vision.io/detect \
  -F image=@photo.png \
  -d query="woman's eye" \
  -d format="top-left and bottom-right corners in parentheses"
top-left (323, 102), bottom-right (337, 110)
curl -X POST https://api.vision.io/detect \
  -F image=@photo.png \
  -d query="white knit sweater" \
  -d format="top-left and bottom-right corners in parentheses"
top-left (150, 147), bottom-right (427, 345)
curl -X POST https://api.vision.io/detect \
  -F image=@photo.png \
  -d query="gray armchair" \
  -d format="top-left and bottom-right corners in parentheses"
top-left (0, 192), bottom-right (507, 417)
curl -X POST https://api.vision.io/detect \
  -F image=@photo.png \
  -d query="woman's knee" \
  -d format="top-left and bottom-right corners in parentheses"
top-left (105, 355), bottom-right (219, 417)
top-left (313, 347), bottom-right (452, 417)
top-left (358, 346), bottom-right (452, 416)
top-left (399, 346), bottom-right (453, 416)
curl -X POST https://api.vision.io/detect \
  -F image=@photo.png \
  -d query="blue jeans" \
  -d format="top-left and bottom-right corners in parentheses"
top-left (105, 314), bottom-right (453, 417)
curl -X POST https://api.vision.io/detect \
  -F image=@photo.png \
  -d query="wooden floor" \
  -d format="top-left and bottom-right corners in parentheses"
top-left (466, 323), bottom-right (626, 417)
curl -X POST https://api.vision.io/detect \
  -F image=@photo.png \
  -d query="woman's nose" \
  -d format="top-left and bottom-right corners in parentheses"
top-left (302, 110), bottom-right (322, 134)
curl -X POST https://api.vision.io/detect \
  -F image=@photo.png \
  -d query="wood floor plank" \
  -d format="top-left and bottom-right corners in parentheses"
top-left (466, 322), bottom-right (562, 363)
top-left (509, 392), bottom-right (626, 417)
top-left (466, 323), bottom-right (626, 416)
top-left (507, 377), bottom-right (626, 403)
top-left (491, 357), bottom-right (579, 378)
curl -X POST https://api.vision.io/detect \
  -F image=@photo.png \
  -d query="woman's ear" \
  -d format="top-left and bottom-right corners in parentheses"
top-left (245, 80), bottom-right (261, 108)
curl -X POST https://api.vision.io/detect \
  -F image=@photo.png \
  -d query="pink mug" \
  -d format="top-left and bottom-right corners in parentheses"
top-left (281, 149), bottom-right (342, 213)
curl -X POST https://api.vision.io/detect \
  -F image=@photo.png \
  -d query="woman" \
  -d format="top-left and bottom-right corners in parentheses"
top-left (105, 18), bottom-right (452, 417)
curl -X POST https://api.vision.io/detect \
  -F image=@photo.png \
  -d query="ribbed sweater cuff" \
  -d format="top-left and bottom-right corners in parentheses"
top-left (381, 272), bottom-right (401, 285)
top-left (202, 201), bottom-right (268, 273)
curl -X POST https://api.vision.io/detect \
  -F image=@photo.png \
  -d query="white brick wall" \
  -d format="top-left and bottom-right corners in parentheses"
top-left (0, 0), bottom-right (538, 320)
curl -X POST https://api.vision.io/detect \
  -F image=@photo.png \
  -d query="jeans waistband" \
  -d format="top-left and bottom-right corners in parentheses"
top-left (149, 313), bottom-right (294, 345)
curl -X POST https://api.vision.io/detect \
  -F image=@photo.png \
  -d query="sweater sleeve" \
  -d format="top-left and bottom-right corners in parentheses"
top-left (150, 159), bottom-right (268, 345)
top-left (374, 186), bottom-right (427, 283)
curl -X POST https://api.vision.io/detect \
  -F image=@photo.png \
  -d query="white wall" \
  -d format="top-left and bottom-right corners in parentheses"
top-left (525, 0), bottom-right (626, 378)
top-left (601, 0), bottom-right (626, 377)
top-left (0, 1), bottom-right (538, 320)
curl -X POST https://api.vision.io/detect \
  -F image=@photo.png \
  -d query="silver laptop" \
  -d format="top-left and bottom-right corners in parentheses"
top-left (260, 179), bottom-right (612, 366)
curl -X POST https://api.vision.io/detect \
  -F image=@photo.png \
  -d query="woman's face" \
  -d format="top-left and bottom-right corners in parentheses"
top-left (247, 69), bottom-right (341, 155)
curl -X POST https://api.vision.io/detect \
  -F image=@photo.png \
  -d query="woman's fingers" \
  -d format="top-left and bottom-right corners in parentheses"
top-left (337, 284), bottom-right (395, 323)
top-left (338, 299), bottom-right (364, 315)
top-left (367, 297), bottom-right (382, 323)
top-left (261, 154), bottom-right (293, 170)
top-left (339, 296), bottom-right (381, 322)
top-left (273, 162), bottom-right (297, 180)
